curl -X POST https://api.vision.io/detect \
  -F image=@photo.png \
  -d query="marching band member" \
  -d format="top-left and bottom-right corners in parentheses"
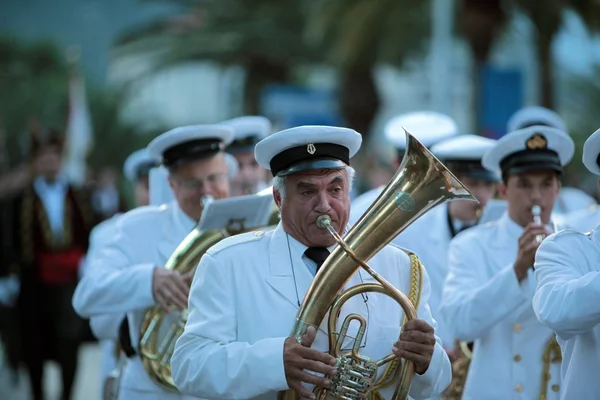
top-left (171, 125), bottom-right (451, 400)
top-left (507, 105), bottom-right (596, 216)
top-left (83, 148), bottom-right (157, 399)
top-left (441, 126), bottom-right (574, 399)
top-left (4, 129), bottom-right (97, 400)
top-left (221, 116), bottom-right (272, 195)
top-left (533, 127), bottom-right (600, 399)
top-left (391, 134), bottom-right (498, 355)
top-left (72, 124), bottom-right (234, 400)
top-left (350, 111), bottom-right (458, 223)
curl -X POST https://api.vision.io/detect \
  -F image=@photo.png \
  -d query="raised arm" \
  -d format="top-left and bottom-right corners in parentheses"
top-left (534, 231), bottom-right (600, 339)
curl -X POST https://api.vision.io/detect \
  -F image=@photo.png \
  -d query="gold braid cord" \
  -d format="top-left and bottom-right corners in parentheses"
top-left (538, 337), bottom-right (562, 400)
top-left (369, 251), bottom-right (423, 400)
top-left (443, 343), bottom-right (470, 400)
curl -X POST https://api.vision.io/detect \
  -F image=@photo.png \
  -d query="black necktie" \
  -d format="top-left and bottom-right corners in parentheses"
top-left (304, 247), bottom-right (330, 273)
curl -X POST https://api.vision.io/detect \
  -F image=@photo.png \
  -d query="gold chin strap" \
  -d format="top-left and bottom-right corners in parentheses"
top-left (369, 251), bottom-right (424, 400)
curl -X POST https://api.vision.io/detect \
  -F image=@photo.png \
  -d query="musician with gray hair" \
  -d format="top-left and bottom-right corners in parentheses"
top-left (72, 125), bottom-right (234, 400)
top-left (533, 127), bottom-right (600, 399)
top-left (171, 125), bottom-right (451, 399)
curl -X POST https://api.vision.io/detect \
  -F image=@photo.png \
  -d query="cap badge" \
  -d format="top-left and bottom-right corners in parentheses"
top-left (307, 143), bottom-right (316, 155)
top-left (526, 134), bottom-right (547, 150)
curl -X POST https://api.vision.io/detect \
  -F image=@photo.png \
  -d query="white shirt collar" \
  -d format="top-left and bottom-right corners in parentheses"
top-left (275, 222), bottom-right (341, 256)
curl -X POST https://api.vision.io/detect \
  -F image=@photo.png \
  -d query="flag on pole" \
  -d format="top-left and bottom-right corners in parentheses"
top-left (64, 58), bottom-right (93, 186)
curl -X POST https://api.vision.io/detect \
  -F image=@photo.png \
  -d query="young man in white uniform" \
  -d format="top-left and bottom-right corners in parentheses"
top-left (533, 127), bottom-right (600, 399)
top-left (72, 124), bottom-right (234, 400)
top-left (390, 134), bottom-right (498, 357)
top-left (171, 125), bottom-right (452, 400)
top-left (221, 116), bottom-right (272, 196)
top-left (441, 126), bottom-right (574, 399)
top-left (350, 111), bottom-right (458, 223)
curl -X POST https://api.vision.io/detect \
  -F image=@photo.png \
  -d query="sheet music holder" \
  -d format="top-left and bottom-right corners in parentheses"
top-left (197, 193), bottom-right (275, 231)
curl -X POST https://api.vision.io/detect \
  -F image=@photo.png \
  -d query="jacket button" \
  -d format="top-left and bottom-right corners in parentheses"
top-left (513, 354), bottom-right (522, 362)
top-left (515, 384), bottom-right (523, 392)
top-left (513, 324), bottom-right (522, 333)
top-left (552, 384), bottom-right (560, 392)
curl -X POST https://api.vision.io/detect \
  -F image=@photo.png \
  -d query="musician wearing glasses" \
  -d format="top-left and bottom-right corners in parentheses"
top-left (72, 125), bottom-right (234, 400)
top-left (171, 126), bottom-right (451, 400)
top-left (441, 126), bottom-right (574, 399)
top-left (533, 127), bottom-right (600, 399)
top-left (221, 116), bottom-right (272, 196)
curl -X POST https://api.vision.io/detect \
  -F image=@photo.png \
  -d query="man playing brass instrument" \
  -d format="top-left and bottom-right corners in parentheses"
top-left (441, 126), bottom-right (574, 399)
top-left (171, 126), bottom-right (451, 399)
top-left (533, 127), bottom-right (600, 399)
top-left (72, 125), bottom-right (234, 399)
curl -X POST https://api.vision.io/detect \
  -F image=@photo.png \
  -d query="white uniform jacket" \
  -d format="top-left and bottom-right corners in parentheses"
top-left (533, 227), bottom-right (600, 399)
top-left (440, 213), bottom-right (561, 400)
top-left (72, 201), bottom-right (201, 399)
top-left (84, 215), bottom-right (126, 341)
top-left (171, 223), bottom-right (451, 400)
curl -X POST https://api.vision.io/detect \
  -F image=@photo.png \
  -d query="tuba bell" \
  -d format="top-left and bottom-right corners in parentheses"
top-left (279, 129), bottom-right (478, 400)
top-left (139, 194), bottom-right (280, 391)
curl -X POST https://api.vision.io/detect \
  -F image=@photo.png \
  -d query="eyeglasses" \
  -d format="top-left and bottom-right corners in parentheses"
top-left (174, 173), bottom-right (227, 191)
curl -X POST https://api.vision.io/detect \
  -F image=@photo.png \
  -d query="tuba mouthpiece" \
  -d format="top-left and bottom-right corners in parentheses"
top-left (316, 214), bottom-right (332, 229)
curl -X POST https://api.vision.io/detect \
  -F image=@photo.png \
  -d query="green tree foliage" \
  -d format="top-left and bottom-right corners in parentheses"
top-left (0, 37), bottom-right (69, 165)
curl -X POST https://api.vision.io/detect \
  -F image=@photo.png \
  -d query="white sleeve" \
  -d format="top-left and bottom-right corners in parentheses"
top-left (407, 255), bottom-right (452, 399)
top-left (90, 313), bottom-right (125, 341)
top-left (533, 234), bottom-right (600, 339)
top-left (440, 237), bottom-right (529, 342)
top-left (72, 217), bottom-right (156, 317)
top-left (171, 253), bottom-right (289, 399)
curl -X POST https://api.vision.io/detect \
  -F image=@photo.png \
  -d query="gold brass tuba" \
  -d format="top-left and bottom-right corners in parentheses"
top-left (139, 195), bottom-right (280, 391)
top-left (279, 129), bottom-right (477, 400)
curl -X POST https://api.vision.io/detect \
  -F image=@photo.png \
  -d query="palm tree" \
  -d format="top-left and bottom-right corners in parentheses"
top-left (304, 0), bottom-right (431, 136)
top-left (115, 0), bottom-right (317, 115)
top-left (514, 0), bottom-right (600, 108)
top-left (456, 0), bottom-right (508, 132)
top-left (0, 37), bottom-right (69, 166)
